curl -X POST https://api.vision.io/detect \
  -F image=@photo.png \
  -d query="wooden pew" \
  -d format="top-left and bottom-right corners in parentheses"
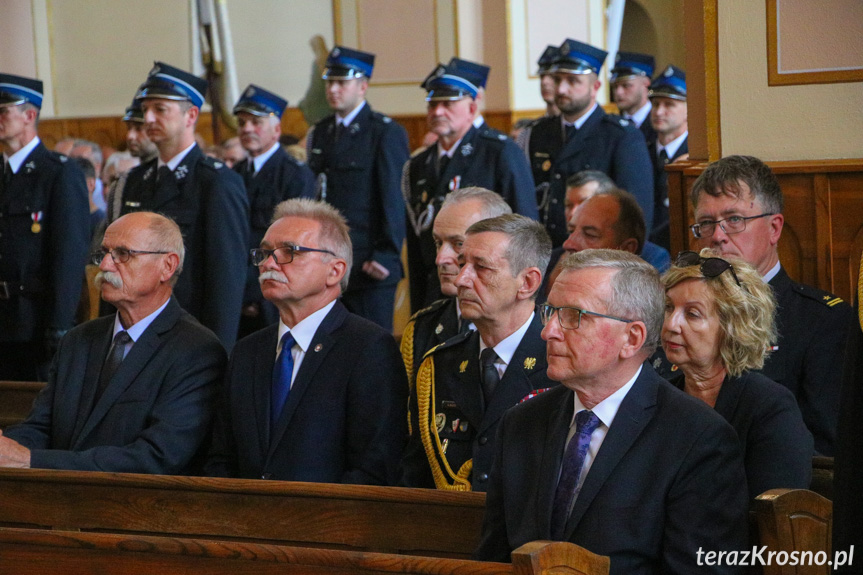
top-left (0, 529), bottom-right (610, 575)
top-left (0, 381), bottom-right (44, 429)
top-left (0, 469), bottom-right (485, 558)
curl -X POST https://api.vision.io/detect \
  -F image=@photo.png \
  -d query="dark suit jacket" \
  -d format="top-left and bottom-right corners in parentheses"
top-left (0, 142), bottom-right (90, 345)
top-left (4, 297), bottom-right (226, 474)
top-left (404, 125), bottom-right (538, 311)
top-left (307, 104), bottom-right (409, 292)
top-left (205, 301), bottom-right (408, 484)
top-left (670, 371), bottom-right (812, 499)
top-left (118, 144), bottom-right (249, 351)
top-left (399, 312), bottom-right (557, 491)
top-left (521, 108), bottom-right (654, 246)
top-left (647, 135), bottom-right (688, 249)
top-left (475, 365), bottom-right (749, 574)
top-left (234, 148), bottom-right (315, 326)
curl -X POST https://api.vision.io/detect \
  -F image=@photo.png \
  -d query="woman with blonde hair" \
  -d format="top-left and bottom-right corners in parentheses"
top-left (662, 249), bottom-right (812, 498)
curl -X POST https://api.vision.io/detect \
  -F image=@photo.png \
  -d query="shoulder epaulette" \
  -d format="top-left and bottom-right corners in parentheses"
top-left (603, 114), bottom-right (632, 129)
top-left (199, 155), bottom-right (228, 171)
top-left (409, 298), bottom-right (450, 321)
top-left (479, 127), bottom-right (508, 142)
top-left (371, 110), bottom-right (393, 124)
top-left (420, 329), bottom-right (472, 360)
top-left (792, 282), bottom-right (845, 308)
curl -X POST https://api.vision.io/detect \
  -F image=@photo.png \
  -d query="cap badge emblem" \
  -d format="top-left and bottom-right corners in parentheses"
top-left (664, 66), bottom-right (673, 77)
top-left (332, 48), bottom-right (341, 57)
top-left (561, 43), bottom-right (570, 56)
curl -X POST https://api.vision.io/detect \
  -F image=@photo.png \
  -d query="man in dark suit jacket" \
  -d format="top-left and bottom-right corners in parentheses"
top-left (205, 198), bottom-right (407, 484)
top-left (399, 214), bottom-right (554, 491)
top-left (518, 39), bottom-right (654, 247)
top-left (306, 46), bottom-right (409, 330)
top-left (646, 65), bottom-right (689, 250)
top-left (405, 59), bottom-right (538, 313)
top-left (475, 249), bottom-right (748, 574)
top-left (232, 84), bottom-right (315, 337)
top-left (117, 62), bottom-right (249, 351)
top-left (0, 73), bottom-right (90, 381)
top-left (400, 187), bottom-right (512, 382)
top-left (0, 212), bottom-right (226, 473)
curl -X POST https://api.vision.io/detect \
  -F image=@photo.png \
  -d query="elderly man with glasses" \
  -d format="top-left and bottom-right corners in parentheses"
top-left (205, 198), bottom-right (407, 484)
top-left (475, 249), bottom-right (748, 575)
top-left (0, 211), bottom-right (226, 473)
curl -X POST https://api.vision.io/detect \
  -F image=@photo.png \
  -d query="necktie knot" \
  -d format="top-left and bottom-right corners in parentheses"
top-left (279, 332), bottom-right (296, 355)
top-left (158, 165), bottom-right (173, 182)
top-left (113, 331), bottom-right (132, 347)
top-left (564, 124), bottom-right (576, 142)
top-left (438, 154), bottom-right (450, 176)
top-left (574, 409), bottom-right (601, 436)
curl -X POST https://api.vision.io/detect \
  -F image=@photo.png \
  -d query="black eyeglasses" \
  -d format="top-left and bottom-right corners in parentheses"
top-left (690, 213), bottom-right (774, 239)
top-left (674, 251), bottom-right (741, 286)
top-left (91, 247), bottom-right (170, 265)
top-left (250, 245), bottom-right (337, 266)
top-left (539, 303), bottom-right (634, 330)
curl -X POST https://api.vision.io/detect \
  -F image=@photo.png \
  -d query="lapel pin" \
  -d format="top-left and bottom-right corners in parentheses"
top-left (459, 421), bottom-right (468, 432)
top-left (434, 323), bottom-right (443, 335)
top-left (523, 357), bottom-right (536, 370)
top-left (459, 360), bottom-right (468, 373)
top-left (434, 412), bottom-right (446, 433)
top-left (451, 418), bottom-right (460, 432)
top-left (314, 343), bottom-right (323, 352)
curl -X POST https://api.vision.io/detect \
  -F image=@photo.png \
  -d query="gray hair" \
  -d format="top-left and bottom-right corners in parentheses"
top-left (73, 139), bottom-right (103, 168)
top-left (559, 249), bottom-right (664, 355)
top-left (145, 212), bottom-right (185, 286)
top-left (440, 186), bottom-right (512, 219)
top-left (465, 214), bottom-right (552, 300)
top-left (272, 198), bottom-right (353, 292)
top-left (690, 155), bottom-right (783, 215)
top-left (566, 170), bottom-right (615, 191)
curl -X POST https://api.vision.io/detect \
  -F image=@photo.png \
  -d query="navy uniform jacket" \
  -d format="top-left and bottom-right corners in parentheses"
top-left (670, 371), bottom-right (812, 499)
top-left (234, 149), bottom-right (315, 326)
top-left (0, 142), bottom-right (89, 347)
top-left (400, 297), bottom-right (460, 384)
top-left (118, 145), bottom-right (249, 351)
top-left (307, 104), bottom-right (409, 292)
top-left (205, 301), bottom-right (408, 484)
top-left (637, 117), bottom-right (657, 151)
top-left (399, 313), bottom-right (556, 492)
top-left (474, 366), bottom-right (749, 575)
top-left (4, 297), bottom-right (226, 474)
top-left (519, 108), bottom-right (654, 246)
top-left (404, 126), bottom-right (538, 311)
top-left (647, 135), bottom-right (688, 249)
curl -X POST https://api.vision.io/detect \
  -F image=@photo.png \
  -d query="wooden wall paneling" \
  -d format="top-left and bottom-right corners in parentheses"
top-left (828, 173), bottom-right (863, 306)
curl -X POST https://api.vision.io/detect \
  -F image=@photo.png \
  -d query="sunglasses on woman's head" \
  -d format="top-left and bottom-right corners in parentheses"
top-left (674, 251), bottom-right (741, 287)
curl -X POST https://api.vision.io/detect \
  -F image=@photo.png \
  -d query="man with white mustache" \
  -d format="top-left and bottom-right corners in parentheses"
top-left (0, 211), bottom-right (226, 473)
top-left (206, 198), bottom-right (407, 483)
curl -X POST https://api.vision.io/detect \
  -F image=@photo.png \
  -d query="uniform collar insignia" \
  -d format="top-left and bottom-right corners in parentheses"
top-left (174, 164), bottom-right (189, 180)
top-left (459, 360), bottom-right (468, 373)
top-left (523, 357), bottom-right (536, 370)
top-left (23, 161), bottom-right (36, 173)
top-left (460, 143), bottom-right (473, 156)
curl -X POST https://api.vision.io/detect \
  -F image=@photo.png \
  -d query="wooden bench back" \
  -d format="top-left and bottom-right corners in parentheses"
top-left (0, 528), bottom-right (610, 575)
top-left (0, 381), bottom-right (44, 429)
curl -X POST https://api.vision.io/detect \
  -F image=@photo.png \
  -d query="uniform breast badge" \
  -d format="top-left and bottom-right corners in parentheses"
top-left (434, 413), bottom-right (446, 433)
top-left (30, 211), bottom-right (43, 234)
top-left (434, 323), bottom-right (444, 334)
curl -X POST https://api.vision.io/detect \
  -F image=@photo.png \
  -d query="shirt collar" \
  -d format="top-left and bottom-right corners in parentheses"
top-left (159, 141), bottom-right (197, 171)
top-left (112, 297), bottom-right (171, 342)
top-left (438, 135), bottom-right (466, 159)
top-left (478, 311), bottom-right (535, 371)
top-left (5, 135), bottom-right (41, 173)
top-left (570, 364), bottom-right (642, 429)
top-left (658, 130), bottom-right (688, 160)
top-left (627, 100), bottom-right (652, 128)
top-left (337, 100), bottom-right (366, 127)
top-left (277, 299), bottom-right (337, 354)
top-left (252, 142), bottom-right (281, 173)
top-left (762, 260), bottom-right (782, 283)
top-left (472, 115), bottom-right (484, 129)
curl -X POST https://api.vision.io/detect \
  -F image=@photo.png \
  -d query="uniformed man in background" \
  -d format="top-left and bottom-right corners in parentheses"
top-left (399, 214), bottom-right (554, 492)
top-left (232, 84), bottom-right (315, 338)
top-left (518, 39), bottom-right (653, 247)
top-left (117, 62), bottom-right (249, 351)
top-left (536, 45), bottom-right (561, 118)
top-left (610, 51), bottom-right (656, 147)
top-left (0, 73), bottom-right (90, 380)
top-left (404, 58), bottom-right (538, 312)
top-left (306, 46), bottom-right (409, 330)
top-left (400, 187), bottom-right (512, 382)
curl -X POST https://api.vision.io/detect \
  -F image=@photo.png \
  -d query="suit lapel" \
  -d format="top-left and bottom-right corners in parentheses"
top-left (564, 367), bottom-right (659, 537)
top-left (253, 325), bottom-right (279, 460)
top-left (266, 302), bottom-right (348, 459)
top-left (74, 298), bottom-right (182, 448)
top-left (536, 387), bottom-right (574, 537)
top-left (555, 107), bottom-right (604, 165)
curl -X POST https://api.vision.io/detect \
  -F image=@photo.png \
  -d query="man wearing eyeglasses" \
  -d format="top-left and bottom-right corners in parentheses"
top-left (475, 249), bottom-right (748, 574)
top-left (687, 155), bottom-right (853, 455)
top-left (205, 198), bottom-right (407, 484)
top-left (398, 214), bottom-right (555, 492)
top-left (0, 211), bottom-right (226, 473)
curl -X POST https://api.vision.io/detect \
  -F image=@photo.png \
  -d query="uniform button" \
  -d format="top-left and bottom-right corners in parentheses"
top-left (261, 473), bottom-right (272, 480)
top-left (478, 436), bottom-right (488, 446)
top-left (550, 224), bottom-right (556, 230)
top-left (551, 198), bottom-right (558, 204)
top-left (478, 473), bottom-right (489, 482)
top-left (554, 174), bottom-right (561, 180)
top-left (584, 164), bottom-right (591, 169)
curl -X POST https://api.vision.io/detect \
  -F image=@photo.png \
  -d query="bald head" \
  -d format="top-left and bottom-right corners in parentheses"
top-left (562, 191), bottom-right (645, 255)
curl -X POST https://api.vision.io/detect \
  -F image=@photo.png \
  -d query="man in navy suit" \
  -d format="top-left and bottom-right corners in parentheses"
top-left (205, 198), bottom-right (408, 483)
top-left (399, 214), bottom-right (555, 492)
top-left (475, 249), bottom-right (748, 573)
top-left (232, 84), bottom-right (315, 337)
top-left (0, 212), bottom-right (226, 473)
top-left (306, 46), bottom-right (409, 330)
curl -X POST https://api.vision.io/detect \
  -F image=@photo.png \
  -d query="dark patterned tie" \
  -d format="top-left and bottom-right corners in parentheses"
top-left (335, 122), bottom-right (346, 142)
top-left (271, 332), bottom-right (296, 427)
top-left (438, 154), bottom-right (450, 177)
top-left (96, 331), bottom-right (132, 401)
top-left (564, 124), bottom-right (576, 142)
top-left (550, 410), bottom-right (602, 539)
top-left (480, 347), bottom-right (500, 404)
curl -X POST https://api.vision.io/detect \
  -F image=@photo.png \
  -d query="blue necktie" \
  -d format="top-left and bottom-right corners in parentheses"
top-left (550, 410), bottom-right (602, 539)
top-left (271, 332), bottom-right (296, 427)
